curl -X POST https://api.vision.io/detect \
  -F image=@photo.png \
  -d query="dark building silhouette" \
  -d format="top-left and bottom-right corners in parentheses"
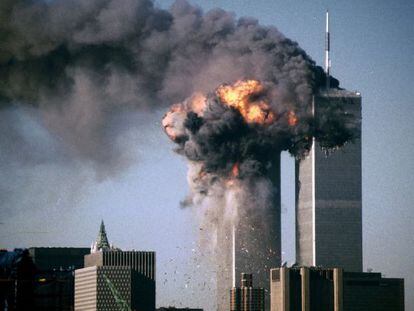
top-left (0, 248), bottom-right (36, 311)
top-left (74, 221), bottom-right (155, 311)
top-left (230, 273), bottom-right (265, 311)
top-left (157, 308), bottom-right (203, 311)
top-left (270, 267), bottom-right (404, 311)
top-left (29, 247), bottom-right (89, 271)
top-left (28, 247), bottom-right (90, 311)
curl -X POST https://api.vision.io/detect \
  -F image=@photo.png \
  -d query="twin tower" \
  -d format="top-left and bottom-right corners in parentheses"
top-left (218, 89), bottom-right (362, 311)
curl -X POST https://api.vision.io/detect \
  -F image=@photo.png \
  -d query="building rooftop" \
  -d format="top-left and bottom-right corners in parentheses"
top-left (318, 88), bottom-right (361, 98)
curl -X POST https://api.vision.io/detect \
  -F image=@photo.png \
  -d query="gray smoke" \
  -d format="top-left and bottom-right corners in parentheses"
top-left (0, 0), bottom-right (351, 241)
top-left (162, 78), bottom-right (355, 248)
top-left (0, 0), bottom-right (338, 169)
top-left (159, 3), bottom-right (355, 302)
top-left (0, 0), bottom-right (352, 237)
top-left (0, 0), bottom-right (355, 307)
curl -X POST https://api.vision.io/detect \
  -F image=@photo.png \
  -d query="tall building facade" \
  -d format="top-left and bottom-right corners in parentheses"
top-left (230, 273), bottom-right (265, 311)
top-left (74, 221), bottom-right (156, 311)
top-left (218, 156), bottom-right (281, 311)
top-left (83, 250), bottom-right (155, 281)
top-left (295, 90), bottom-right (363, 272)
top-left (75, 265), bottom-right (155, 311)
top-left (270, 267), bottom-right (404, 311)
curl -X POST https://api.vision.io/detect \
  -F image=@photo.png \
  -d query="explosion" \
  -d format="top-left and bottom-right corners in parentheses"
top-left (163, 77), bottom-right (357, 310)
top-left (162, 78), bottom-right (330, 176)
top-left (0, 0), bottom-right (354, 308)
top-left (216, 80), bottom-right (275, 125)
top-left (231, 163), bottom-right (240, 178)
top-left (287, 110), bottom-right (298, 126)
top-left (162, 93), bottom-right (207, 142)
top-left (162, 77), bottom-right (355, 199)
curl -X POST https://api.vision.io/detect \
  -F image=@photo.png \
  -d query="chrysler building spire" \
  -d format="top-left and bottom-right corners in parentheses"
top-left (91, 220), bottom-right (111, 253)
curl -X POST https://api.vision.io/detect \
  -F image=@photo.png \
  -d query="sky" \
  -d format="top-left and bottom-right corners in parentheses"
top-left (0, 0), bottom-right (413, 310)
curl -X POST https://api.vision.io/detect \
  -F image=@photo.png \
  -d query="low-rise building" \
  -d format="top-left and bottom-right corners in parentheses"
top-left (270, 267), bottom-right (404, 311)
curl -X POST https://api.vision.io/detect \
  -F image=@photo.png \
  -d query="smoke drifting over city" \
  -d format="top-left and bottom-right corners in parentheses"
top-left (1, 0), bottom-right (356, 301)
top-left (0, 0), bottom-right (343, 168)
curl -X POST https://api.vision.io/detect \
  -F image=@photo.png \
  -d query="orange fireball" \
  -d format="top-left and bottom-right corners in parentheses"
top-left (216, 80), bottom-right (275, 125)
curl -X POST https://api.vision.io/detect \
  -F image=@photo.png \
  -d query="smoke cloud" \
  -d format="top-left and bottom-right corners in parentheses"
top-left (0, 0), bottom-right (340, 169)
top-left (159, 2), bottom-right (356, 303)
top-left (162, 78), bottom-right (355, 243)
top-left (1, 0), bottom-right (355, 306)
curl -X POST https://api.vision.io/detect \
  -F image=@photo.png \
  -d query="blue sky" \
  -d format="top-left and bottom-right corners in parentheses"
top-left (0, 0), bottom-right (413, 309)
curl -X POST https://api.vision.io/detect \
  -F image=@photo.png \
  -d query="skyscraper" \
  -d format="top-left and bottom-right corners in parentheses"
top-left (230, 273), bottom-right (265, 311)
top-left (295, 90), bottom-right (362, 272)
top-left (74, 221), bottom-right (156, 311)
top-left (295, 11), bottom-right (363, 272)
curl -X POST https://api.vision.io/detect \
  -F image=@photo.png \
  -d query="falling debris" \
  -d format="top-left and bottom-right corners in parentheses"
top-left (163, 78), bottom-right (356, 309)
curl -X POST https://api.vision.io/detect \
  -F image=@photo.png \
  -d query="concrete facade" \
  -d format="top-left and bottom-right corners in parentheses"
top-left (84, 251), bottom-right (155, 281)
top-left (75, 251), bottom-right (156, 311)
top-left (270, 267), bottom-right (404, 311)
top-left (296, 90), bottom-right (363, 272)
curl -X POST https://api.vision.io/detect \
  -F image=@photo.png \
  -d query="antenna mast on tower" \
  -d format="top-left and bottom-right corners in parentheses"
top-left (232, 225), bottom-right (236, 288)
top-left (325, 10), bottom-right (331, 89)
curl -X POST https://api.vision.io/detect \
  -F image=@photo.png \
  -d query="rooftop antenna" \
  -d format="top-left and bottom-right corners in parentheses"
top-left (325, 10), bottom-right (331, 89)
top-left (232, 225), bottom-right (236, 287)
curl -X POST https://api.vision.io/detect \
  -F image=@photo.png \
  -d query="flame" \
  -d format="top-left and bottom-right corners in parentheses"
top-left (288, 110), bottom-right (298, 126)
top-left (190, 92), bottom-right (207, 116)
top-left (162, 104), bottom-right (186, 141)
top-left (217, 80), bottom-right (275, 125)
top-left (198, 168), bottom-right (207, 179)
top-left (225, 162), bottom-right (240, 187)
top-left (231, 162), bottom-right (240, 177)
top-left (162, 94), bottom-right (207, 142)
top-left (170, 103), bottom-right (185, 114)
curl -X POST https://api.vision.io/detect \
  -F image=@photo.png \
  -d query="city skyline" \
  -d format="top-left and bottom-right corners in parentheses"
top-left (0, 1), bottom-right (413, 310)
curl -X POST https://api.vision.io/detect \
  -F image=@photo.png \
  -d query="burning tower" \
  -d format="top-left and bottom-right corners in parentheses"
top-left (162, 9), bottom-right (357, 311)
